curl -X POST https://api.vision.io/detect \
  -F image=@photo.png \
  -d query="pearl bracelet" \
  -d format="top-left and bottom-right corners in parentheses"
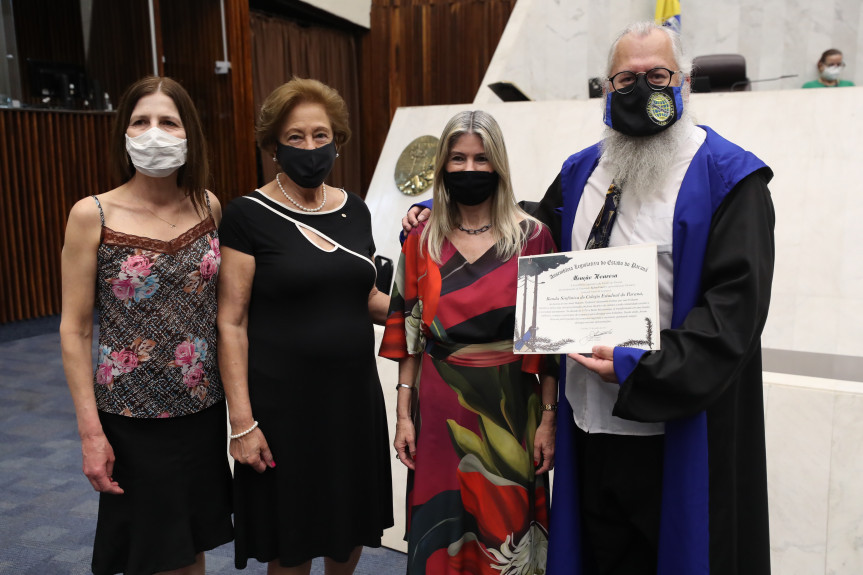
top-left (230, 420), bottom-right (259, 439)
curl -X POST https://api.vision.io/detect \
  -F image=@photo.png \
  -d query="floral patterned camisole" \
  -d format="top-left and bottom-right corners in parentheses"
top-left (92, 195), bottom-right (224, 418)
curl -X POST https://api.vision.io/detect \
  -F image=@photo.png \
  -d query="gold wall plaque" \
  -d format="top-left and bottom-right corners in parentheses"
top-left (394, 135), bottom-right (439, 196)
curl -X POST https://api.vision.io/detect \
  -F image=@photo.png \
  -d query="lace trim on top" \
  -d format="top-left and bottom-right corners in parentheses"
top-left (90, 194), bottom-right (216, 255)
top-left (101, 218), bottom-right (217, 255)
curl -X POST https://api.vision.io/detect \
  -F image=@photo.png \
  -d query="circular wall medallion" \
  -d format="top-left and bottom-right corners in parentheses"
top-left (394, 135), bottom-right (439, 196)
top-left (646, 92), bottom-right (674, 125)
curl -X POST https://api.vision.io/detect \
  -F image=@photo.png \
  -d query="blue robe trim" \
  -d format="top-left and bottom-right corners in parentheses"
top-left (547, 126), bottom-right (767, 575)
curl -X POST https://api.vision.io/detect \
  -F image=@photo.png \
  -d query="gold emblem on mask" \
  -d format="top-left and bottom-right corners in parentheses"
top-left (646, 92), bottom-right (674, 125)
top-left (395, 135), bottom-right (439, 196)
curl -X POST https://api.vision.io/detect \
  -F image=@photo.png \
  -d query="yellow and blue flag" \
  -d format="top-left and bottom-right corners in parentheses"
top-left (655, 0), bottom-right (681, 33)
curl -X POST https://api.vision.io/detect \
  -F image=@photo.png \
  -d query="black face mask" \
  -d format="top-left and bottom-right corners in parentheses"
top-left (275, 141), bottom-right (337, 188)
top-left (604, 75), bottom-right (683, 137)
top-left (442, 170), bottom-right (499, 206)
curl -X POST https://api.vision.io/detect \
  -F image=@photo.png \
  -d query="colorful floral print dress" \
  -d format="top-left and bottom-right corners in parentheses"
top-left (380, 221), bottom-right (556, 575)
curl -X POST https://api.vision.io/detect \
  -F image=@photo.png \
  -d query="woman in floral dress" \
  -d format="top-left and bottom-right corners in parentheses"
top-left (380, 110), bottom-right (558, 575)
top-left (60, 76), bottom-right (232, 575)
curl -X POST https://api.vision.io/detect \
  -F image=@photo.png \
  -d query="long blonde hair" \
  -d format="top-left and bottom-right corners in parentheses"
top-left (422, 110), bottom-right (540, 263)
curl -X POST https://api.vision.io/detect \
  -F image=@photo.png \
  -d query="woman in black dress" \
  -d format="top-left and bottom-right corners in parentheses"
top-left (217, 77), bottom-right (393, 575)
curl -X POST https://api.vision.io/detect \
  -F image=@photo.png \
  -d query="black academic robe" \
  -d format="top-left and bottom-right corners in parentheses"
top-left (536, 127), bottom-right (775, 575)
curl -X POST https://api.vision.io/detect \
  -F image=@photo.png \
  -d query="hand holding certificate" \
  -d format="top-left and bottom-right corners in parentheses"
top-left (513, 244), bottom-right (660, 354)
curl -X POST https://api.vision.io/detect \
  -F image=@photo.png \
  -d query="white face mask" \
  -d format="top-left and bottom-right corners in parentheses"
top-left (821, 65), bottom-right (843, 82)
top-left (125, 127), bottom-right (188, 178)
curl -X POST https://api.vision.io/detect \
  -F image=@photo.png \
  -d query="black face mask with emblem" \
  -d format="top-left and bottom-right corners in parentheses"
top-left (604, 75), bottom-right (684, 137)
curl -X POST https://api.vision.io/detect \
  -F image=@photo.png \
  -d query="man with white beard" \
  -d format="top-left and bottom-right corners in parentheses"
top-left (537, 22), bottom-right (774, 575)
top-left (401, 21), bottom-right (773, 575)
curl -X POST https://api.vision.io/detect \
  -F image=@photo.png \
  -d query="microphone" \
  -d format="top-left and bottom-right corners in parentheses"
top-left (730, 74), bottom-right (798, 91)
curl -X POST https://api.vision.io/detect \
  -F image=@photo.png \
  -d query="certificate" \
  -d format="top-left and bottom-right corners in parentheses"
top-left (513, 244), bottom-right (660, 354)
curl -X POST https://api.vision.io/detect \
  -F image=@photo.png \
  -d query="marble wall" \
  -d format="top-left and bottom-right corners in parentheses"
top-left (474, 0), bottom-right (863, 103)
top-left (763, 373), bottom-right (863, 574)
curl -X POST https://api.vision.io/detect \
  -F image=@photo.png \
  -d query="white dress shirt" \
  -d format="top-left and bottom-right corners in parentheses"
top-left (565, 122), bottom-right (706, 435)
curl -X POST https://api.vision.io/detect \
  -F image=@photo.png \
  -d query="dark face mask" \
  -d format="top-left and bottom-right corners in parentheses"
top-left (443, 170), bottom-right (499, 206)
top-left (275, 141), bottom-right (337, 188)
top-left (604, 75), bottom-right (683, 137)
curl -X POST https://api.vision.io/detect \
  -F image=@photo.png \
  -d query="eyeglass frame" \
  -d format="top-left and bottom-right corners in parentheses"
top-left (607, 67), bottom-right (683, 94)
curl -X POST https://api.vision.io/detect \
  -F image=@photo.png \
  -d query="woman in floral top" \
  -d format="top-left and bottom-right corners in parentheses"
top-left (59, 76), bottom-right (232, 575)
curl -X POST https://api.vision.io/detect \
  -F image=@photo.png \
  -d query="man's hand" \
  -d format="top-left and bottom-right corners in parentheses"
top-left (402, 206), bottom-right (431, 235)
top-left (568, 345), bottom-right (618, 383)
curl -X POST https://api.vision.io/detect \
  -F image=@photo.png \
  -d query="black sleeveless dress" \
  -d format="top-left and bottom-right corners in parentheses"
top-left (219, 190), bottom-right (394, 568)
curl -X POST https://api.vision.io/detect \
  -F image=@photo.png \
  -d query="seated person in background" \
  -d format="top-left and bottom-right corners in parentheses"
top-left (802, 49), bottom-right (855, 88)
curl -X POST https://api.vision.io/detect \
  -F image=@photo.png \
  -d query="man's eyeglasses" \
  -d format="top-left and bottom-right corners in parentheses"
top-left (608, 67), bottom-right (681, 94)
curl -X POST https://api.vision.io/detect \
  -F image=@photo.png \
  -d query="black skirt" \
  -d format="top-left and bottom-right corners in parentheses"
top-left (92, 402), bottom-right (233, 575)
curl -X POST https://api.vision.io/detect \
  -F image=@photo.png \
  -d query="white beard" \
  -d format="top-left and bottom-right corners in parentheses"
top-left (600, 109), bottom-right (694, 199)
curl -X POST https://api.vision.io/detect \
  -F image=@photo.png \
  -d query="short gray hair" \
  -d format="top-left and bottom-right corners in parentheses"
top-left (605, 22), bottom-right (692, 78)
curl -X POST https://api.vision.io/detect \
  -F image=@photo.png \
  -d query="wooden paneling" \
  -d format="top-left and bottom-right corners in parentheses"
top-left (12, 0), bottom-right (85, 64)
top-left (160, 0), bottom-right (256, 203)
top-left (1, 0), bottom-right (509, 324)
top-left (225, 0), bottom-right (257, 197)
top-left (357, 0), bottom-right (516, 193)
top-left (0, 109), bottom-right (113, 324)
top-left (86, 0), bottom-right (155, 107)
top-left (0, 0), bottom-right (255, 325)
top-left (249, 11), bottom-right (363, 194)
top-left (13, 0), bottom-right (155, 109)
top-left (12, 0), bottom-right (87, 105)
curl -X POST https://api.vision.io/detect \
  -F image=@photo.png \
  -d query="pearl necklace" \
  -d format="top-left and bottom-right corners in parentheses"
top-left (276, 172), bottom-right (327, 212)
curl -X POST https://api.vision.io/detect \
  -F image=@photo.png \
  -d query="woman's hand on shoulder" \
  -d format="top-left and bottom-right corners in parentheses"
top-left (229, 428), bottom-right (275, 473)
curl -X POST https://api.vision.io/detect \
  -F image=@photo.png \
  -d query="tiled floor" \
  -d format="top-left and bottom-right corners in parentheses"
top-left (0, 323), bottom-right (406, 574)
